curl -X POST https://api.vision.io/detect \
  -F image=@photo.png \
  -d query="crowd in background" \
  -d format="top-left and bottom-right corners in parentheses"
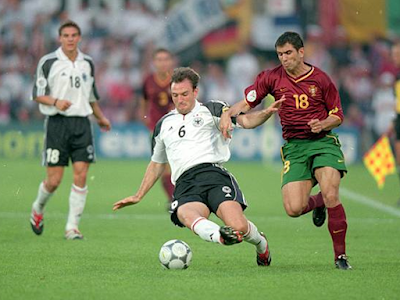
top-left (0, 0), bottom-right (399, 153)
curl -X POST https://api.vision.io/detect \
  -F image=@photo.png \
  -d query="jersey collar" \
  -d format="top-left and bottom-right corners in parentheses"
top-left (56, 47), bottom-right (84, 61)
top-left (187, 100), bottom-right (201, 116)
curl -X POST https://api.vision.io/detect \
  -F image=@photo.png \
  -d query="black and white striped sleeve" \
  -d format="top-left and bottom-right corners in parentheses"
top-left (32, 54), bottom-right (57, 99)
top-left (203, 100), bottom-right (240, 129)
top-left (84, 56), bottom-right (100, 102)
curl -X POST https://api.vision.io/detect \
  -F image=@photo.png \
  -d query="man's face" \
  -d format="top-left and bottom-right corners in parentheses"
top-left (276, 43), bottom-right (304, 74)
top-left (154, 51), bottom-right (173, 74)
top-left (392, 44), bottom-right (400, 68)
top-left (171, 79), bottom-right (198, 115)
top-left (59, 26), bottom-right (81, 53)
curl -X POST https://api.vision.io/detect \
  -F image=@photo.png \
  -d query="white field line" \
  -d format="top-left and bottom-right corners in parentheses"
top-left (340, 187), bottom-right (400, 218)
top-left (0, 211), bottom-right (399, 224)
top-left (268, 163), bottom-right (400, 219)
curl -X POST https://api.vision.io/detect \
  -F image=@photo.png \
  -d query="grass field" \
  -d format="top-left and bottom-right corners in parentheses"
top-left (1, 158), bottom-right (400, 300)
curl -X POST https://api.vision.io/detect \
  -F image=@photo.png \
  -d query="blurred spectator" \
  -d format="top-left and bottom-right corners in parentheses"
top-left (0, 0), bottom-right (398, 146)
top-left (371, 72), bottom-right (396, 140)
top-left (203, 63), bottom-right (236, 105)
top-left (226, 44), bottom-right (260, 100)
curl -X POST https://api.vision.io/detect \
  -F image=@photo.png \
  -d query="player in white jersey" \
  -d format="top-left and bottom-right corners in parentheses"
top-left (30, 20), bottom-right (111, 240)
top-left (113, 67), bottom-right (284, 265)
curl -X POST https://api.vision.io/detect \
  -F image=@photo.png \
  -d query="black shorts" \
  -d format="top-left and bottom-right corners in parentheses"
top-left (169, 163), bottom-right (247, 227)
top-left (395, 114), bottom-right (400, 140)
top-left (42, 114), bottom-right (95, 167)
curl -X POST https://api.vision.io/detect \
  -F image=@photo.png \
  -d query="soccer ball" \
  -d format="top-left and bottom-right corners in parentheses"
top-left (159, 239), bottom-right (192, 269)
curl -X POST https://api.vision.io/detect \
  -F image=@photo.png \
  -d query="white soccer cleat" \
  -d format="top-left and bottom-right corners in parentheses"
top-left (65, 229), bottom-right (84, 240)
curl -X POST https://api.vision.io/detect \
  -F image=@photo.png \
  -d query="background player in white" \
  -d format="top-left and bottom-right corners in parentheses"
top-left (113, 67), bottom-right (284, 265)
top-left (30, 20), bottom-right (111, 240)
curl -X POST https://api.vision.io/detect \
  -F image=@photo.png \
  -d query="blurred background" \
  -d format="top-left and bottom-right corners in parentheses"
top-left (0, 0), bottom-right (399, 164)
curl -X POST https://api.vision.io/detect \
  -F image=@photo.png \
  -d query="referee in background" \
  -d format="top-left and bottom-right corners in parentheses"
top-left (30, 20), bottom-right (111, 240)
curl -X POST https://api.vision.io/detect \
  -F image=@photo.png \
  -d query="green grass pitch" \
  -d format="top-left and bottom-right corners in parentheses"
top-left (1, 159), bottom-right (400, 300)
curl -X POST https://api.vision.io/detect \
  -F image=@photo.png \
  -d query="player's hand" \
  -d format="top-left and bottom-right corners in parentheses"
top-left (220, 110), bottom-right (233, 139)
top-left (308, 119), bottom-right (323, 133)
top-left (266, 95), bottom-right (285, 114)
top-left (113, 195), bottom-right (141, 211)
top-left (56, 99), bottom-right (72, 111)
top-left (98, 117), bottom-right (111, 132)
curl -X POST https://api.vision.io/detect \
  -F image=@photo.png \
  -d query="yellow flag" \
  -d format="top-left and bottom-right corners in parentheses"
top-left (363, 136), bottom-right (396, 189)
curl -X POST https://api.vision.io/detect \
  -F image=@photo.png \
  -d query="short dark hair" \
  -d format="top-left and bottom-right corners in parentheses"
top-left (171, 67), bottom-right (200, 89)
top-left (275, 32), bottom-right (304, 50)
top-left (58, 20), bottom-right (81, 36)
top-left (153, 48), bottom-right (172, 58)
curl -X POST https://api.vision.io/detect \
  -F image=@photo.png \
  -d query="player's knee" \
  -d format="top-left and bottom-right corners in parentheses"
top-left (283, 203), bottom-right (302, 217)
top-left (321, 190), bottom-right (339, 207)
top-left (286, 209), bottom-right (301, 218)
top-left (46, 177), bottom-right (62, 191)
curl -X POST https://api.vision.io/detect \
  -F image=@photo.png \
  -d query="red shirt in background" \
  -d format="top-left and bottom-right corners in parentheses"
top-left (142, 74), bottom-right (173, 131)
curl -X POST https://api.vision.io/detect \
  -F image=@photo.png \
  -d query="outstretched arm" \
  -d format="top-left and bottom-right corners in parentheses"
top-left (220, 100), bottom-right (251, 138)
top-left (237, 96), bottom-right (285, 129)
top-left (113, 161), bottom-right (167, 210)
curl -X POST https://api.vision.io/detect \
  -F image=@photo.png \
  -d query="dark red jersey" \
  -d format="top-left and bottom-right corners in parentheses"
top-left (142, 74), bottom-right (173, 131)
top-left (244, 64), bottom-right (343, 140)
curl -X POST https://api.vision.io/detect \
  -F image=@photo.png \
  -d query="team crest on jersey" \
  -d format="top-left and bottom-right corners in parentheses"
top-left (308, 85), bottom-right (318, 97)
top-left (36, 77), bottom-right (47, 89)
top-left (192, 116), bottom-right (204, 127)
top-left (82, 73), bottom-right (87, 82)
top-left (246, 90), bottom-right (257, 102)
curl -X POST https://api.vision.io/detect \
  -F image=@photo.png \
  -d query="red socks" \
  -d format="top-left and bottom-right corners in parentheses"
top-left (301, 192), bottom-right (324, 215)
top-left (327, 204), bottom-right (347, 259)
top-left (161, 173), bottom-right (174, 202)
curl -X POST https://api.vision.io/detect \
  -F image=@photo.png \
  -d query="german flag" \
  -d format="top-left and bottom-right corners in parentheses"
top-left (363, 135), bottom-right (396, 189)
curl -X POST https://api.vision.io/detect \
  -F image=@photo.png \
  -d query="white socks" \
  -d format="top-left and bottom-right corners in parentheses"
top-left (66, 184), bottom-right (88, 231)
top-left (191, 218), bottom-right (268, 253)
top-left (191, 217), bottom-right (222, 244)
top-left (243, 221), bottom-right (268, 254)
top-left (32, 182), bottom-right (53, 213)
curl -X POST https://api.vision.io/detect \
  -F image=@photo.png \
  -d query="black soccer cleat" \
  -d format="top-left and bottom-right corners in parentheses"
top-left (312, 206), bottom-right (327, 227)
top-left (256, 232), bottom-right (271, 266)
top-left (219, 226), bottom-right (243, 245)
top-left (335, 254), bottom-right (352, 270)
top-left (30, 209), bottom-right (44, 235)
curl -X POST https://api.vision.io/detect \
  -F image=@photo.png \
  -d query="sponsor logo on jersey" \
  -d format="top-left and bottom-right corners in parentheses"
top-left (309, 85), bottom-right (318, 97)
top-left (246, 90), bottom-right (257, 102)
top-left (279, 87), bottom-right (287, 92)
top-left (36, 77), bottom-right (47, 89)
top-left (192, 116), bottom-right (204, 127)
top-left (82, 73), bottom-right (87, 82)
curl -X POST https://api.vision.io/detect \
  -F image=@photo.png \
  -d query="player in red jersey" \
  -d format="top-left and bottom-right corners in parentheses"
top-left (220, 32), bottom-right (351, 270)
top-left (140, 48), bottom-right (175, 203)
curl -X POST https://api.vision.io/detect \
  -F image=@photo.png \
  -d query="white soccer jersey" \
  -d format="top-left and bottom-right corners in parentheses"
top-left (32, 47), bottom-right (99, 117)
top-left (151, 100), bottom-right (240, 185)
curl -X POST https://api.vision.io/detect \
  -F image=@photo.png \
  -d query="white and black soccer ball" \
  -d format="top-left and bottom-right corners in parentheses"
top-left (159, 239), bottom-right (192, 269)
